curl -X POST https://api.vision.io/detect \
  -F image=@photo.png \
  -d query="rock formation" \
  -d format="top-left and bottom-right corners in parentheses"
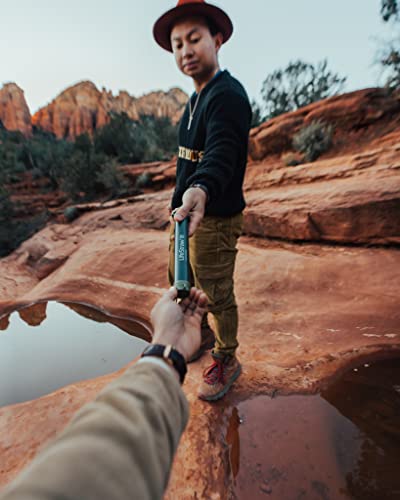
top-left (31, 81), bottom-right (187, 139)
top-left (1, 87), bottom-right (400, 497)
top-left (249, 88), bottom-right (400, 160)
top-left (0, 83), bottom-right (32, 135)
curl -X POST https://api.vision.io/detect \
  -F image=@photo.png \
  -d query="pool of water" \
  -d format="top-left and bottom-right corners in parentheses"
top-left (0, 301), bottom-right (149, 407)
top-left (228, 359), bottom-right (400, 499)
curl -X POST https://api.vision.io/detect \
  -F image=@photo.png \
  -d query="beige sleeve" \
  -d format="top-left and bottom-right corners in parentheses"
top-left (0, 361), bottom-right (189, 500)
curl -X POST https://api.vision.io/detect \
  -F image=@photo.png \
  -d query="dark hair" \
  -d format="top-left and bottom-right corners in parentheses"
top-left (170, 15), bottom-right (221, 38)
top-left (205, 17), bottom-right (220, 37)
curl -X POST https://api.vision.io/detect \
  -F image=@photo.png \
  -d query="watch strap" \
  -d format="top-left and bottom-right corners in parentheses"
top-left (141, 344), bottom-right (187, 384)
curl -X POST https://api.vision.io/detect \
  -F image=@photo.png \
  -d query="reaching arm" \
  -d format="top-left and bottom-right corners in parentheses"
top-left (1, 287), bottom-right (208, 500)
top-left (0, 361), bottom-right (188, 500)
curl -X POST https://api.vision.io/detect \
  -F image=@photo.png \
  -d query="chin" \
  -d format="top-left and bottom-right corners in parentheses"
top-left (184, 70), bottom-right (200, 79)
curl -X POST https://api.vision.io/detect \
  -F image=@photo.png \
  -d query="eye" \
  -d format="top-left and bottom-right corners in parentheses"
top-left (190, 37), bottom-right (200, 44)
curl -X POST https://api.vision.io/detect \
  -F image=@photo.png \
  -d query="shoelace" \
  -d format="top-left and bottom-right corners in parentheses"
top-left (203, 359), bottom-right (224, 384)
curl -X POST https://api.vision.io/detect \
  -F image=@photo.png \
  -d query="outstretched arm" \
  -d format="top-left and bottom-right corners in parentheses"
top-left (1, 288), bottom-right (207, 500)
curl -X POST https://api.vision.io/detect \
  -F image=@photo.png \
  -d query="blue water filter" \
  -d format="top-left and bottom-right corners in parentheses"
top-left (174, 217), bottom-right (190, 298)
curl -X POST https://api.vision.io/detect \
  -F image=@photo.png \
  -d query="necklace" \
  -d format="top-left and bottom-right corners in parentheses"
top-left (188, 91), bottom-right (201, 130)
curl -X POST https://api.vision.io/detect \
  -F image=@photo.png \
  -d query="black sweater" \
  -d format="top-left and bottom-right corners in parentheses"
top-left (171, 70), bottom-right (252, 217)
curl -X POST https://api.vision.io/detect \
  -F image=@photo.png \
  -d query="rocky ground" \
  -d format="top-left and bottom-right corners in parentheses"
top-left (1, 88), bottom-right (399, 498)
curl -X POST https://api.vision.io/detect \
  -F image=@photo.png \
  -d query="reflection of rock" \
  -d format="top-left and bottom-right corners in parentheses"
top-left (18, 302), bottom-right (47, 327)
top-left (0, 315), bottom-right (10, 331)
top-left (64, 302), bottom-right (151, 342)
top-left (321, 359), bottom-right (400, 499)
top-left (231, 395), bottom-right (347, 499)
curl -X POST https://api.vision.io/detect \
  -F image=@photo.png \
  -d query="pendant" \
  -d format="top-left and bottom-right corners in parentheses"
top-left (187, 115), bottom-right (193, 131)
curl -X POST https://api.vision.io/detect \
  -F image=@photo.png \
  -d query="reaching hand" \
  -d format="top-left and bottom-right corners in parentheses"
top-left (150, 287), bottom-right (208, 361)
top-left (173, 187), bottom-right (207, 236)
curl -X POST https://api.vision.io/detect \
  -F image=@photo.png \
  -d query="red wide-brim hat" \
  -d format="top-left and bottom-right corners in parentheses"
top-left (153, 0), bottom-right (233, 52)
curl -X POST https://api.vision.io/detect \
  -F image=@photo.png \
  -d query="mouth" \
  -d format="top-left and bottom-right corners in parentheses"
top-left (184, 61), bottom-right (199, 71)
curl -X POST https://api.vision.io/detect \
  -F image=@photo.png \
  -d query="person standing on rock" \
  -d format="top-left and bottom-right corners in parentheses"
top-left (153, 0), bottom-right (252, 401)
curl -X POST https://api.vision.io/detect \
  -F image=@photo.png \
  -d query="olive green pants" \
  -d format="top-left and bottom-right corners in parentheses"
top-left (168, 213), bottom-right (243, 357)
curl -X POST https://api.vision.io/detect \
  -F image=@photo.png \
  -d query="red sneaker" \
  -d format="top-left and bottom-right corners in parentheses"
top-left (198, 355), bottom-right (241, 401)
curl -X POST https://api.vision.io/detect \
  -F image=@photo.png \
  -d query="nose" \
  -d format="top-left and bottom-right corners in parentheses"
top-left (182, 42), bottom-right (194, 59)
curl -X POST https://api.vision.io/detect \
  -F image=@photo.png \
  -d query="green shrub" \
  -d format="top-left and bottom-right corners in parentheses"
top-left (378, 1), bottom-right (400, 89)
top-left (94, 112), bottom-right (178, 164)
top-left (135, 172), bottom-right (153, 189)
top-left (94, 113), bottom-right (148, 164)
top-left (260, 60), bottom-right (346, 119)
top-left (96, 157), bottom-right (128, 196)
top-left (292, 121), bottom-right (333, 162)
top-left (0, 187), bottom-right (15, 256)
top-left (0, 184), bottom-right (47, 257)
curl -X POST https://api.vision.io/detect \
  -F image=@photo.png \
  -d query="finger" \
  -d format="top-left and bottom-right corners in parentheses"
top-left (163, 287), bottom-right (178, 301)
top-left (197, 291), bottom-right (208, 308)
top-left (190, 287), bottom-right (207, 305)
top-left (188, 212), bottom-right (202, 236)
top-left (179, 295), bottom-right (192, 313)
top-left (182, 289), bottom-right (207, 316)
top-left (181, 288), bottom-right (201, 315)
top-left (174, 204), bottom-right (190, 222)
top-left (196, 293), bottom-right (208, 312)
top-left (192, 291), bottom-right (208, 316)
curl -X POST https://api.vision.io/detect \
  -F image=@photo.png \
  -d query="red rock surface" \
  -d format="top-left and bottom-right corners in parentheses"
top-left (249, 88), bottom-right (400, 161)
top-left (1, 88), bottom-right (400, 497)
top-left (31, 81), bottom-right (187, 139)
top-left (0, 83), bottom-right (32, 135)
top-left (244, 143), bottom-right (400, 245)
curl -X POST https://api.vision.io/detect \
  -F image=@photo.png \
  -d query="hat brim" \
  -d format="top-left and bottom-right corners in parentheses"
top-left (153, 3), bottom-right (233, 52)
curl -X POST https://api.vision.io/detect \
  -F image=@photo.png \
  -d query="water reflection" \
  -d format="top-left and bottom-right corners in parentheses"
top-left (0, 301), bottom-right (149, 407)
top-left (229, 359), bottom-right (400, 499)
top-left (322, 360), bottom-right (400, 500)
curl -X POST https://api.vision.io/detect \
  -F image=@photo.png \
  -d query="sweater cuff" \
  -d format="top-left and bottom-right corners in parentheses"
top-left (188, 182), bottom-right (210, 203)
top-left (137, 356), bottom-right (180, 383)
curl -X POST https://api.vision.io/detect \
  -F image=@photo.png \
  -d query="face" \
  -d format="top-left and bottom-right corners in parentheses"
top-left (170, 17), bottom-right (223, 85)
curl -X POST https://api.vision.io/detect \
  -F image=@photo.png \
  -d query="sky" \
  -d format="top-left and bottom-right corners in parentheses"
top-left (1, 0), bottom-right (395, 113)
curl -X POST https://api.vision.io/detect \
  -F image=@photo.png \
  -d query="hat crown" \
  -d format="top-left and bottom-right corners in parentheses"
top-left (176, 0), bottom-right (205, 5)
top-left (153, 0), bottom-right (233, 52)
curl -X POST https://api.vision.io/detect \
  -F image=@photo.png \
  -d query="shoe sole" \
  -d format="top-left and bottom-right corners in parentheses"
top-left (198, 364), bottom-right (242, 402)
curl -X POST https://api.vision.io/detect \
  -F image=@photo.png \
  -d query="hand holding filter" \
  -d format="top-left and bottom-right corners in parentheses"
top-left (174, 215), bottom-right (190, 299)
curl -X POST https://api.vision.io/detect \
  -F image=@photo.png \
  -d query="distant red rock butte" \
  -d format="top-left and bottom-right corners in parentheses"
top-left (0, 83), bottom-right (32, 135)
top-left (0, 81), bottom-right (188, 140)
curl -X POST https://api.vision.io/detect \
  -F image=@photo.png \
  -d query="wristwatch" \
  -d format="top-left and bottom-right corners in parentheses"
top-left (141, 344), bottom-right (187, 384)
top-left (189, 183), bottom-right (209, 202)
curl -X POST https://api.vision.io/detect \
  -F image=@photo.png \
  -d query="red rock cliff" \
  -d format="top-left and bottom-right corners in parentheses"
top-left (0, 83), bottom-right (32, 135)
top-left (31, 81), bottom-right (187, 140)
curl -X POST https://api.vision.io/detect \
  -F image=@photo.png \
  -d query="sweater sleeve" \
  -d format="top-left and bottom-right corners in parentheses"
top-left (185, 89), bottom-right (251, 201)
top-left (0, 362), bottom-right (189, 500)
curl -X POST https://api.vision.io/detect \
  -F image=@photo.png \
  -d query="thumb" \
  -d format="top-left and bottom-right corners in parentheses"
top-left (174, 202), bottom-right (191, 222)
top-left (163, 286), bottom-right (178, 301)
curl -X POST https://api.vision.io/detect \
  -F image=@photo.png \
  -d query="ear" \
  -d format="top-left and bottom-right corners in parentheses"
top-left (214, 32), bottom-right (223, 52)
